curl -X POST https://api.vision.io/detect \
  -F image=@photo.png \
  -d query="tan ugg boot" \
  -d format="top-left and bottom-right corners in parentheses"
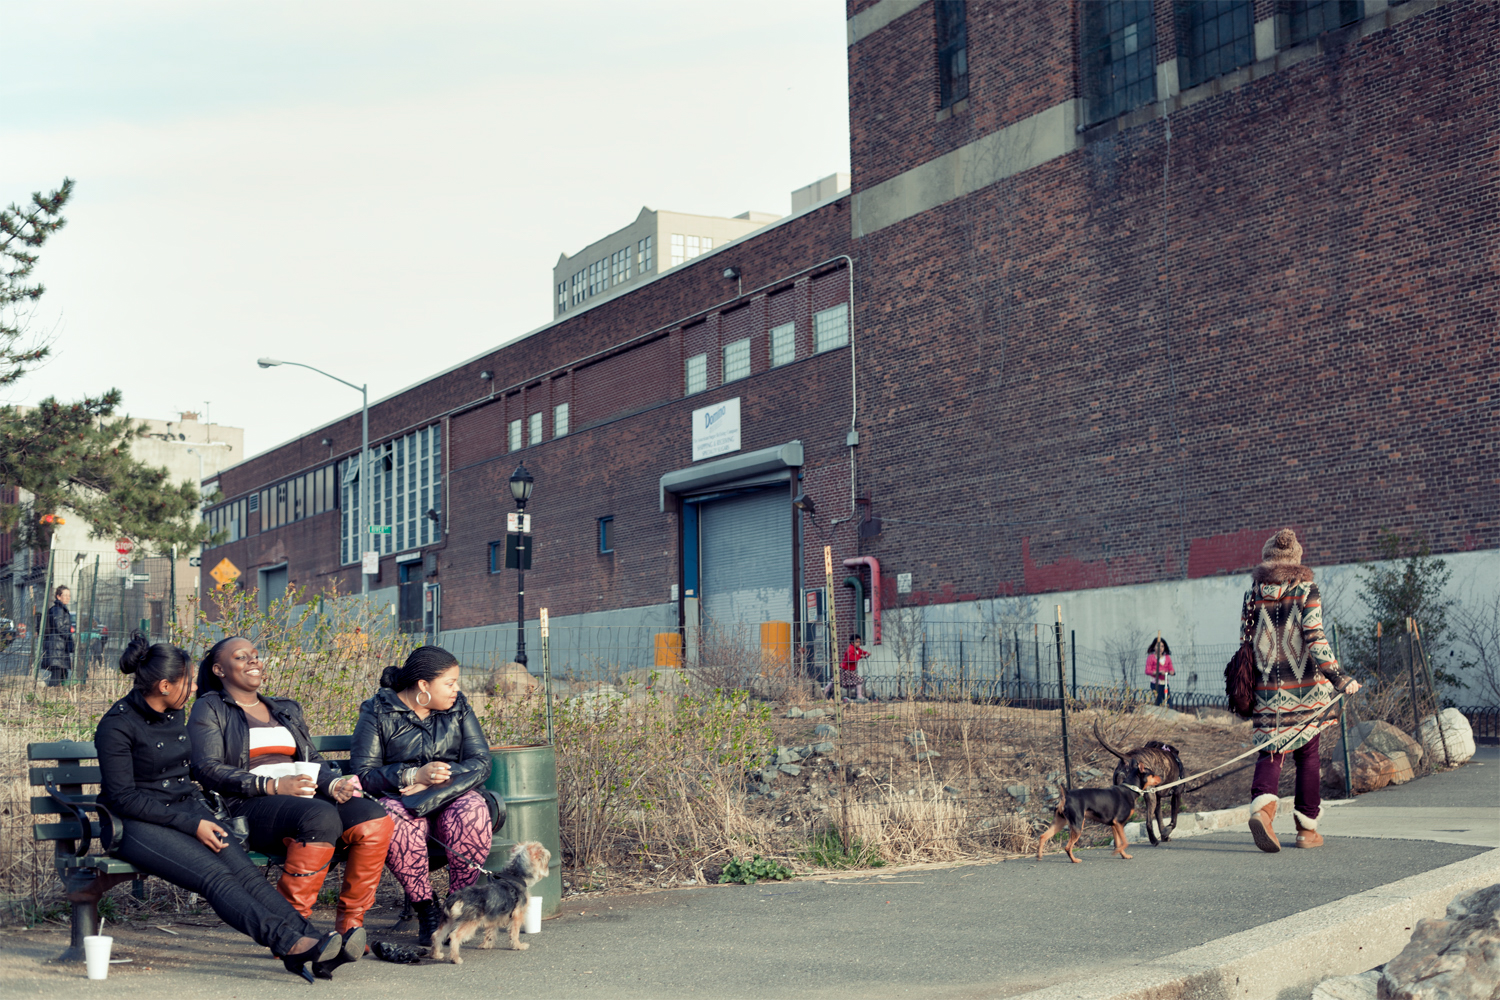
top-left (1248, 794), bottom-right (1280, 853)
top-left (1294, 810), bottom-right (1323, 848)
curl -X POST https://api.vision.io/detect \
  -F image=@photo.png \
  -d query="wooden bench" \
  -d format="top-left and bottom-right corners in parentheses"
top-left (29, 735), bottom-right (353, 962)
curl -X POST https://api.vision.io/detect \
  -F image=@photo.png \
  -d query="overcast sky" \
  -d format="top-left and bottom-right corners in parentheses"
top-left (1, 0), bottom-right (850, 462)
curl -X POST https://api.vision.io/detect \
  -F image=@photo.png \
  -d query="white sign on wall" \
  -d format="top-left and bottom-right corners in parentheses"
top-left (692, 397), bottom-right (741, 461)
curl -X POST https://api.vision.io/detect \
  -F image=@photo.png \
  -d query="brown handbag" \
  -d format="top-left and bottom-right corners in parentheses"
top-left (1224, 643), bottom-right (1256, 719)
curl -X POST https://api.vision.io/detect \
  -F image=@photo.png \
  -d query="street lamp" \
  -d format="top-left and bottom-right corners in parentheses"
top-left (509, 464), bottom-right (533, 666)
top-left (257, 358), bottom-right (372, 598)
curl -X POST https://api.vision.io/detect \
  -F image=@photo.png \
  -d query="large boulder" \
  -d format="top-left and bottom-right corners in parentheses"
top-left (1419, 708), bottom-right (1476, 766)
top-left (1349, 747), bottom-right (1394, 793)
top-left (487, 662), bottom-right (539, 699)
top-left (1385, 750), bottom-right (1415, 785)
top-left (1379, 882), bottom-right (1500, 999)
top-left (1334, 719), bottom-right (1424, 768)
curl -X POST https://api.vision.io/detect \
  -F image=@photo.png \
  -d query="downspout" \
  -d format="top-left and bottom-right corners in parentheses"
top-left (841, 556), bottom-right (880, 645)
top-left (830, 254), bottom-right (860, 527)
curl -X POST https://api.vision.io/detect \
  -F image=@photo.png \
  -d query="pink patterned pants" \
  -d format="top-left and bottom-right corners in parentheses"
top-left (380, 789), bottom-right (492, 901)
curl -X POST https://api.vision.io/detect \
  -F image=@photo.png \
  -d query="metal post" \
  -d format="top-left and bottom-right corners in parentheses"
top-left (32, 539), bottom-right (57, 683)
top-left (81, 555), bottom-right (100, 685)
top-left (1070, 628), bottom-right (1077, 700)
top-left (515, 528), bottom-right (527, 666)
top-left (361, 384), bottom-right (369, 598)
top-left (540, 608), bottom-right (553, 744)
top-left (1411, 621), bottom-right (1453, 766)
top-left (1055, 606), bottom-right (1072, 789)
top-left (1404, 619), bottom-right (1421, 741)
top-left (1331, 622), bottom-right (1352, 799)
top-left (169, 545), bottom-right (177, 634)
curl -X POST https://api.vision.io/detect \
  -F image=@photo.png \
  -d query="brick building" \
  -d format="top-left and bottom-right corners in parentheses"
top-left (204, 0), bottom-right (1497, 686)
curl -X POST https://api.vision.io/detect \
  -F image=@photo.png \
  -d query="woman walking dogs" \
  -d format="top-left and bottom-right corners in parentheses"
top-left (1241, 529), bottom-right (1360, 852)
top-left (96, 634), bottom-right (342, 982)
top-left (189, 636), bottom-right (393, 972)
top-left (350, 646), bottom-right (493, 948)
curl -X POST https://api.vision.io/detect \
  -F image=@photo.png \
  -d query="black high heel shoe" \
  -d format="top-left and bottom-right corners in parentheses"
top-left (313, 926), bottom-right (366, 980)
top-left (282, 931), bottom-right (341, 984)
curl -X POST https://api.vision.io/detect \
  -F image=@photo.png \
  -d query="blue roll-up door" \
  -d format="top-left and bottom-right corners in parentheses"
top-left (698, 487), bottom-right (792, 629)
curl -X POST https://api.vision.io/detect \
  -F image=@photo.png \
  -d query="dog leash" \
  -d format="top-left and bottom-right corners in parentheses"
top-left (1119, 692), bottom-right (1346, 797)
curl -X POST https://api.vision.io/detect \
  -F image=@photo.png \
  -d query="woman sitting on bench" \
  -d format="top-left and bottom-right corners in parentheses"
top-left (350, 646), bottom-right (493, 949)
top-left (189, 636), bottom-right (393, 960)
top-left (95, 633), bottom-right (344, 982)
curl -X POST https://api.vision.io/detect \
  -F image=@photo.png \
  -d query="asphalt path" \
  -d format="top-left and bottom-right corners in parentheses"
top-left (3, 748), bottom-right (1494, 1000)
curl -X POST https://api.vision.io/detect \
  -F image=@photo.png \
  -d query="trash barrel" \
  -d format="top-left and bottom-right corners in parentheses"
top-left (484, 744), bottom-right (562, 918)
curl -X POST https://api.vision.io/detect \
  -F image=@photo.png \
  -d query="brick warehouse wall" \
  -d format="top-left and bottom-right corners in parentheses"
top-left (847, 0), bottom-right (1497, 609)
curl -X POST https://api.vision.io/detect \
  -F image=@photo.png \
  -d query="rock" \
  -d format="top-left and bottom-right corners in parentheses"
top-left (914, 751), bottom-right (940, 762)
top-left (1387, 750), bottom-right (1416, 785)
top-left (487, 662), bottom-right (539, 699)
top-left (786, 706), bottom-right (804, 718)
top-left (803, 708), bottom-right (827, 720)
top-left (767, 790), bottom-right (782, 800)
top-left (1350, 748), bottom-right (1394, 793)
top-left (904, 731), bottom-right (927, 746)
top-left (1419, 708), bottom-right (1476, 766)
top-left (813, 723), bottom-right (839, 737)
top-left (747, 781), bottom-right (771, 796)
top-left (943, 785), bottom-right (960, 795)
top-left (810, 741), bottom-right (835, 755)
top-left (1380, 882), bottom-right (1500, 999)
top-left (1045, 771), bottom-right (1061, 783)
top-left (1341, 720), bottom-right (1424, 765)
top-left (775, 748), bottom-right (798, 765)
top-left (1312, 971), bottom-right (1380, 1000)
top-left (794, 745), bottom-right (814, 759)
top-left (1044, 784), bottom-right (1060, 800)
top-left (1006, 784), bottom-right (1030, 804)
top-left (779, 764), bottom-right (802, 776)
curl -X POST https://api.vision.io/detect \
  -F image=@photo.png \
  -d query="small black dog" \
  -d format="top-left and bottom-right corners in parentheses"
top-left (429, 841), bottom-right (551, 964)
top-left (1036, 785), bottom-right (1148, 863)
top-left (1094, 720), bottom-right (1186, 844)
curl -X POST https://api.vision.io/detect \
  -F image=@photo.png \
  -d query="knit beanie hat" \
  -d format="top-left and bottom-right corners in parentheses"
top-left (1261, 528), bottom-right (1303, 566)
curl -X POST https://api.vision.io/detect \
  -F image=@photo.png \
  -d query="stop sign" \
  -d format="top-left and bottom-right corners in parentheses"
top-left (115, 537), bottom-right (133, 555)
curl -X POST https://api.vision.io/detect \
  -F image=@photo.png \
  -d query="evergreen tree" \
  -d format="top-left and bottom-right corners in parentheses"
top-left (0, 178), bottom-right (74, 385)
top-left (0, 392), bottom-right (217, 553)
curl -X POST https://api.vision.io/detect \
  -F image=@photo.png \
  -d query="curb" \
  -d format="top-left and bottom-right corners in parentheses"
top-left (1011, 847), bottom-right (1500, 1000)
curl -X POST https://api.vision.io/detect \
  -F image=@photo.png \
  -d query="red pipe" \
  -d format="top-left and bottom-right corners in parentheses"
top-left (841, 556), bottom-right (881, 645)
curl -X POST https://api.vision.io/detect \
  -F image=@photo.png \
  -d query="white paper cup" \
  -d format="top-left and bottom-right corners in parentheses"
top-left (84, 935), bottom-right (112, 980)
top-left (524, 895), bottom-right (542, 934)
top-left (292, 761), bottom-right (319, 795)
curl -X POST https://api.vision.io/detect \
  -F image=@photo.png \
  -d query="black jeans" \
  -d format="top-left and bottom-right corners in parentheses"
top-left (116, 817), bottom-right (317, 956)
top-left (231, 793), bottom-right (387, 853)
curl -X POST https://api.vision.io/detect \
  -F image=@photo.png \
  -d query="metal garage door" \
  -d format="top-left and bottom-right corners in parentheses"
top-left (699, 488), bottom-right (791, 629)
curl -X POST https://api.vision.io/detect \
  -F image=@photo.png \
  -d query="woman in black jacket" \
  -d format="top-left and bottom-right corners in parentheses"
top-left (189, 637), bottom-right (392, 955)
top-left (349, 646), bottom-right (492, 946)
top-left (95, 633), bottom-right (343, 983)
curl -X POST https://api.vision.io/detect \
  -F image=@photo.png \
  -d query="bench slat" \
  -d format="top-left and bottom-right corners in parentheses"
top-left (35, 820), bottom-right (101, 841)
top-left (57, 856), bottom-right (144, 875)
top-left (29, 764), bottom-right (101, 786)
top-left (312, 735), bottom-right (352, 752)
top-left (27, 740), bottom-right (97, 760)
top-left (32, 794), bottom-right (98, 814)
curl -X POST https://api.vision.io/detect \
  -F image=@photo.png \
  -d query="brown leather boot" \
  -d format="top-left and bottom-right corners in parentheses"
top-left (335, 816), bottom-right (394, 934)
top-left (1248, 795), bottom-right (1280, 853)
top-left (277, 840), bottom-right (336, 917)
top-left (1294, 811), bottom-right (1323, 848)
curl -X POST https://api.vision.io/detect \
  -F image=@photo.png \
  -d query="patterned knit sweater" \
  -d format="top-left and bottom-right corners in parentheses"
top-left (1239, 563), bottom-right (1352, 753)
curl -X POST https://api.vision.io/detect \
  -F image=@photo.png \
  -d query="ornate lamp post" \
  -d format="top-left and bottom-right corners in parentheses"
top-left (509, 464), bottom-right (534, 666)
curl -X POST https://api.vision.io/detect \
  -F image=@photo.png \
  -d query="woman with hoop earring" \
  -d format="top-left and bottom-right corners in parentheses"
top-left (349, 646), bottom-right (492, 949)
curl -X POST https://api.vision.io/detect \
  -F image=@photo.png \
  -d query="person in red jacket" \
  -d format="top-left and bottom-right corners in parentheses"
top-left (1145, 636), bottom-right (1174, 706)
top-left (824, 635), bottom-right (870, 702)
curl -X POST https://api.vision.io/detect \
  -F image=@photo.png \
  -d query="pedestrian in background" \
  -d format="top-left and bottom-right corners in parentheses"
top-left (825, 634), bottom-right (870, 702)
top-left (43, 585), bottom-right (74, 687)
top-left (1145, 635), bottom-right (1173, 706)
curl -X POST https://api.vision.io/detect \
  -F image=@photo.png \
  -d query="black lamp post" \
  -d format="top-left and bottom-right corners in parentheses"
top-left (509, 464), bottom-right (534, 666)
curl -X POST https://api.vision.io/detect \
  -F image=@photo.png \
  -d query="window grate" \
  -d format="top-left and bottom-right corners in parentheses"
top-left (1083, 1), bottom-right (1157, 125)
top-left (1176, 1), bottom-right (1255, 91)
top-left (1284, 0), bottom-right (1362, 46)
top-left (935, 1), bottom-right (969, 109)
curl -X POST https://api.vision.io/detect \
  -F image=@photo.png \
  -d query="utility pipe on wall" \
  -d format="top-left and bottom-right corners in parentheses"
top-left (841, 556), bottom-right (881, 645)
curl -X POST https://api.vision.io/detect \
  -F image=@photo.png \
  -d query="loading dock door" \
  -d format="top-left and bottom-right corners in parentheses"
top-left (698, 487), bottom-right (792, 630)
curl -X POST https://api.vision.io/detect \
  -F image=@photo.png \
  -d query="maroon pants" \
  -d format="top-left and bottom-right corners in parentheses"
top-left (1251, 732), bottom-right (1321, 820)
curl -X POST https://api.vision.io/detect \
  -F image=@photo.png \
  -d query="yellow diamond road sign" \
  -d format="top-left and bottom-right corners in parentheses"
top-left (210, 557), bottom-right (241, 588)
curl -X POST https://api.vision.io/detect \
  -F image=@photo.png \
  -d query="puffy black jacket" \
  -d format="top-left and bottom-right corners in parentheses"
top-left (95, 689), bottom-right (213, 837)
top-left (187, 690), bottom-right (338, 800)
top-left (349, 687), bottom-right (491, 800)
top-left (43, 601), bottom-right (74, 667)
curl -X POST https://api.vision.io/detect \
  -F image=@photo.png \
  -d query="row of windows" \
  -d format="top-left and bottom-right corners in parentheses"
top-left (339, 424), bottom-right (443, 565)
top-left (668, 233), bottom-right (712, 268)
top-left (558, 237), bottom-right (654, 314)
top-left (508, 402), bottom-right (569, 453)
top-left (204, 466), bottom-right (335, 549)
top-left (685, 302), bottom-right (848, 396)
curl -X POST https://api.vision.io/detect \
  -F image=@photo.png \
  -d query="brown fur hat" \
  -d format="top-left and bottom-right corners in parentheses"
top-left (1261, 528), bottom-right (1303, 566)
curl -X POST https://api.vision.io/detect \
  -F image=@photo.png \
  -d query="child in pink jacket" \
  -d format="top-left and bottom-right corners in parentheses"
top-left (1145, 637), bottom-right (1173, 706)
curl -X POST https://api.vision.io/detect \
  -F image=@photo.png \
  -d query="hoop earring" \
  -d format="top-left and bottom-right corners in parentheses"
top-left (416, 689), bottom-right (432, 707)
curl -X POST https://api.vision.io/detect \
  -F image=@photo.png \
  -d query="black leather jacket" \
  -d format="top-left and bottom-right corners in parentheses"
top-left (187, 690), bottom-right (337, 800)
top-left (349, 687), bottom-right (490, 799)
top-left (43, 601), bottom-right (74, 666)
top-left (95, 689), bottom-right (212, 836)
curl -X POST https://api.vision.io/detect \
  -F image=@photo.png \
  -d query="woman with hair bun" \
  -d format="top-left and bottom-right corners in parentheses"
top-left (349, 645), bottom-right (492, 948)
top-left (95, 633), bottom-right (343, 983)
top-left (188, 636), bottom-right (392, 965)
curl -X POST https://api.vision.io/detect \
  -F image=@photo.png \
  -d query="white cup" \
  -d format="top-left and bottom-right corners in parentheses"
top-left (84, 934), bottom-right (112, 980)
top-left (292, 761), bottom-right (320, 795)
top-left (524, 895), bottom-right (542, 934)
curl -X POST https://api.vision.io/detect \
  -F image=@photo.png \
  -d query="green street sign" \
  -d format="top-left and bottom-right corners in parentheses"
top-left (368, 525), bottom-right (392, 534)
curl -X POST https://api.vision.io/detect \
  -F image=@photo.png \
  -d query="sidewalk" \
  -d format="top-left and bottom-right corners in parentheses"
top-left (2, 749), bottom-right (1494, 999)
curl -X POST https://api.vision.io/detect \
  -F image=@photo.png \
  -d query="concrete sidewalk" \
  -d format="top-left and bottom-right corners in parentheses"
top-left (2, 749), bottom-right (1494, 999)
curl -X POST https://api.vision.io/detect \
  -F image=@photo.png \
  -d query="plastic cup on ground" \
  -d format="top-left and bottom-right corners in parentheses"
top-left (84, 935), bottom-right (113, 979)
top-left (524, 896), bottom-right (542, 934)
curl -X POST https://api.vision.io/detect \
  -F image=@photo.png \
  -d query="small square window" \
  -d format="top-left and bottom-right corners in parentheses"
top-left (529, 412), bottom-right (543, 446)
top-left (508, 419), bottom-right (522, 452)
top-left (598, 516), bottom-right (614, 554)
top-left (554, 402), bottom-right (569, 437)
top-left (685, 353), bottom-right (707, 395)
top-left (723, 338), bottom-right (750, 383)
top-left (770, 321), bottom-right (796, 367)
top-left (489, 540), bottom-right (505, 573)
top-left (814, 303), bottom-right (849, 353)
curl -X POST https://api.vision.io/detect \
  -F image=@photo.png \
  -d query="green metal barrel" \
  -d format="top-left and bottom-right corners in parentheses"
top-left (484, 744), bottom-right (562, 918)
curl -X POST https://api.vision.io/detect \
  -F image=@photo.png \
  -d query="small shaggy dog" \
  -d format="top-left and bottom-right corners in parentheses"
top-left (429, 841), bottom-right (551, 964)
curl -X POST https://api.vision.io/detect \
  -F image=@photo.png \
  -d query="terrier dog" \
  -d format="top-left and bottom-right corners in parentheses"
top-left (429, 841), bottom-right (551, 964)
top-left (1093, 720), bottom-right (1186, 844)
top-left (1035, 785), bottom-right (1145, 863)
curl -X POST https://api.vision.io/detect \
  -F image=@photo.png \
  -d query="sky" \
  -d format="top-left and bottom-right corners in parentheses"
top-left (1, 0), bottom-right (851, 461)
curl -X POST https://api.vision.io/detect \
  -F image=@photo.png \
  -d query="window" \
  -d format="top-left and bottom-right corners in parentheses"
top-left (1285, 0), bottom-right (1362, 46)
top-left (556, 281), bottom-right (568, 314)
top-left (554, 401), bottom-right (569, 437)
top-left (669, 234), bottom-right (711, 267)
top-left (1176, 1), bottom-right (1254, 91)
top-left (1083, 1), bottom-right (1157, 125)
top-left (508, 418), bottom-right (522, 452)
top-left (598, 516), bottom-right (614, 554)
top-left (684, 353), bottom-right (707, 395)
top-left (610, 246), bottom-right (631, 285)
top-left (488, 540), bottom-right (505, 573)
top-left (205, 496), bottom-right (250, 548)
top-left (637, 235), bottom-right (653, 273)
top-left (588, 259), bottom-right (610, 296)
top-left (339, 424), bottom-right (442, 564)
top-left (670, 233), bottom-right (684, 266)
top-left (770, 321), bottom-right (796, 367)
top-left (571, 271), bottom-right (586, 306)
top-left (935, 1), bottom-right (969, 109)
top-left (814, 303), bottom-right (849, 353)
top-left (528, 412), bottom-right (543, 446)
top-left (722, 338), bottom-right (751, 383)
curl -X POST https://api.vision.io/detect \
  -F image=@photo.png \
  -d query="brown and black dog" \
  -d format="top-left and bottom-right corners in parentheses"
top-left (1094, 720), bottom-right (1185, 845)
top-left (1035, 785), bottom-right (1145, 863)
